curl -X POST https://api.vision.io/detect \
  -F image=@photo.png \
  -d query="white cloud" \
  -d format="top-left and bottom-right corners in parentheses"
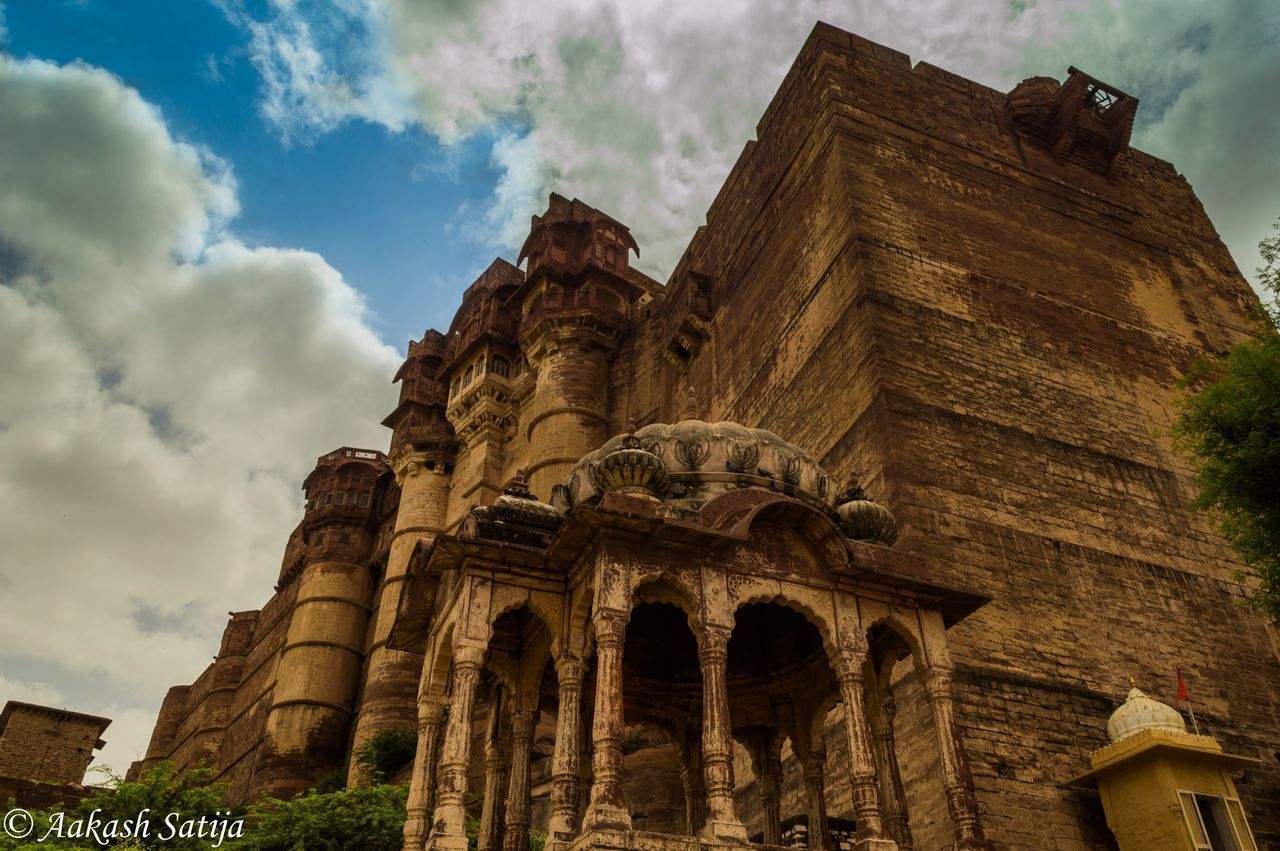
top-left (237, 0), bottom-right (1278, 292)
top-left (0, 56), bottom-right (401, 777)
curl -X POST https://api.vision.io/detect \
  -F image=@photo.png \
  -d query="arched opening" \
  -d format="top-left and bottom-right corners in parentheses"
top-left (866, 621), bottom-right (933, 851)
top-left (465, 605), bottom-right (556, 851)
top-left (620, 599), bottom-right (702, 835)
top-left (727, 603), bottom-right (839, 848)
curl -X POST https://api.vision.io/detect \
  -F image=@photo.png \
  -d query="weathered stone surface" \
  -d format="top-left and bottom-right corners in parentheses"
top-left (0, 702), bottom-right (110, 809)
top-left (131, 21), bottom-right (1278, 851)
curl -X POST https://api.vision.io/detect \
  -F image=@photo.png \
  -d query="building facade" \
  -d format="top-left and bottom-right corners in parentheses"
top-left (132, 22), bottom-right (1280, 851)
top-left (0, 701), bottom-right (110, 809)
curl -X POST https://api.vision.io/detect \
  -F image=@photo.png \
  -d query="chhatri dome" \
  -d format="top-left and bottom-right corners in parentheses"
top-left (1105, 682), bottom-right (1186, 743)
top-left (555, 389), bottom-right (899, 545)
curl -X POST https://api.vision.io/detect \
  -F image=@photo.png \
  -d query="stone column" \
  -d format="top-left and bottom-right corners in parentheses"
top-left (679, 739), bottom-right (707, 836)
top-left (502, 709), bottom-right (537, 851)
top-left (403, 697), bottom-right (446, 851)
top-left (548, 657), bottom-right (586, 849)
top-left (699, 627), bottom-right (748, 841)
top-left (757, 735), bottom-right (784, 846)
top-left (801, 749), bottom-right (832, 850)
top-left (835, 651), bottom-right (896, 850)
top-left (429, 645), bottom-right (486, 851)
top-left (478, 695), bottom-right (510, 851)
top-left (583, 611), bottom-right (630, 831)
top-left (867, 680), bottom-right (913, 850)
top-left (923, 667), bottom-right (991, 850)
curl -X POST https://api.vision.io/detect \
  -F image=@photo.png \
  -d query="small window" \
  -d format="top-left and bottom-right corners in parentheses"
top-left (490, 356), bottom-right (510, 378)
top-left (476, 358), bottom-right (485, 376)
top-left (450, 379), bottom-right (459, 400)
top-left (325, 493), bottom-right (332, 506)
top-left (1179, 791), bottom-right (1246, 851)
top-left (358, 493), bottom-right (370, 507)
top-left (1225, 799), bottom-right (1257, 851)
top-left (464, 365), bottom-right (473, 385)
top-left (335, 492), bottom-right (346, 506)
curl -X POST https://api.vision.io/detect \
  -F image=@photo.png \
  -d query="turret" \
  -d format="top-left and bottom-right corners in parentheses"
top-left (513, 194), bottom-right (659, 500)
top-left (251, 447), bottom-right (390, 798)
top-left (347, 334), bottom-right (460, 784)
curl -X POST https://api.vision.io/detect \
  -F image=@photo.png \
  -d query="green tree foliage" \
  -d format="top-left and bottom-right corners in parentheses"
top-left (228, 784), bottom-right (407, 851)
top-left (353, 726), bottom-right (417, 783)
top-left (1, 761), bottom-right (233, 850)
top-left (1172, 220), bottom-right (1280, 619)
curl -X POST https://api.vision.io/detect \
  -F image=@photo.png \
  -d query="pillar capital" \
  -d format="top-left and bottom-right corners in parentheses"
top-left (699, 624), bottom-right (732, 661)
top-left (454, 644), bottom-right (487, 671)
top-left (555, 655), bottom-right (587, 688)
top-left (592, 609), bottom-right (628, 645)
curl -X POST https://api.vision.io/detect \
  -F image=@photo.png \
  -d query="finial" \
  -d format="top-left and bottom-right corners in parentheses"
top-left (626, 417), bottom-right (638, 434)
top-left (682, 386), bottom-right (700, 420)
top-left (504, 468), bottom-right (533, 498)
top-left (1128, 675), bottom-right (1137, 689)
top-left (840, 475), bottom-right (867, 502)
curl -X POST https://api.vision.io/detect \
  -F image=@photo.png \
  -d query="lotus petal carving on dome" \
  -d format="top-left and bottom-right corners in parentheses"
top-left (674, 436), bottom-right (710, 469)
top-left (726, 439), bottom-right (760, 473)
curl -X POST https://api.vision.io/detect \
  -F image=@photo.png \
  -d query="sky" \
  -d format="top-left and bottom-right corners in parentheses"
top-left (0, 0), bottom-right (1277, 781)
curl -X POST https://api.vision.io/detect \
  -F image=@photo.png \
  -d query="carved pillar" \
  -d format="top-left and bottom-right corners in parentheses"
top-left (503, 709), bottom-right (537, 851)
top-left (548, 657), bottom-right (586, 849)
top-left (867, 680), bottom-right (913, 850)
top-left (679, 737), bottom-right (707, 836)
top-left (924, 667), bottom-right (991, 850)
top-left (801, 748), bottom-right (832, 850)
top-left (404, 697), bottom-right (446, 851)
top-left (429, 645), bottom-right (486, 850)
top-left (478, 694), bottom-right (510, 851)
top-left (751, 733), bottom-right (783, 846)
top-left (583, 611), bottom-right (630, 831)
top-left (835, 651), bottom-right (895, 850)
top-left (700, 626), bottom-right (748, 841)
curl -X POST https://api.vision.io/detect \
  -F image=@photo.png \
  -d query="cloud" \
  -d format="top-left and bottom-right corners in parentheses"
top-left (237, 0), bottom-right (1278, 292)
top-left (0, 56), bottom-right (401, 778)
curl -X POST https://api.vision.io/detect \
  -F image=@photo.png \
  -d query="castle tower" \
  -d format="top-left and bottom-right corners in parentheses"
top-left (442, 260), bottom-right (527, 515)
top-left (514, 195), bottom-right (657, 501)
top-left (251, 447), bottom-right (390, 798)
top-left (347, 332), bottom-right (457, 784)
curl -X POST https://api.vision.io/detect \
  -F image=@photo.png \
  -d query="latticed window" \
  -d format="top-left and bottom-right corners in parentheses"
top-left (490, 355), bottom-right (510, 378)
top-left (1179, 790), bottom-right (1256, 850)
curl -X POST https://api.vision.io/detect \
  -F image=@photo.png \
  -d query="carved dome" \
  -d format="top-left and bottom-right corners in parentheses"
top-left (563, 417), bottom-right (837, 510)
top-left (593, 425), bottom-right (669, 499)
top-left (835, 484), bottom-right (899, 545)
top-left (1106, 685), bottom-right (1186, 742)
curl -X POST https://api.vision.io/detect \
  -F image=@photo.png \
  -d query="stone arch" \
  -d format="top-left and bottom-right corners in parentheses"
top-left (730, 589), bottom-right (840, 668)
top-left (863, 610), bottom-right (926, 674)
top-left (422, 620), bottom-right (457, 701)
top-left (632, 576), bottom-right (702, 632)
top-left (731, 495), bottom-right (851, 572)
top-left (565, 582), bottom-right (595, 659)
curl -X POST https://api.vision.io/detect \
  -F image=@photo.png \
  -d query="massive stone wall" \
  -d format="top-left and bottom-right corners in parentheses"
top-left (663, 22), bottom-right (1279, 850)
top-left (0, 702), bottom-right (110, 809)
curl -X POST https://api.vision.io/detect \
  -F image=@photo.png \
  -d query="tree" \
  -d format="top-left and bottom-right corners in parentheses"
top-left (0, 761), bottom-right (234, 851)
top-left (1172, 220), bottom-right (1280, 619)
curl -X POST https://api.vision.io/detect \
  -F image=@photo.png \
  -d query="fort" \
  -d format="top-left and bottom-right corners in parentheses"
top-left (0, 701), bottom-right (110, 810)
top-left (130, 22), bottom-right (1279, 851)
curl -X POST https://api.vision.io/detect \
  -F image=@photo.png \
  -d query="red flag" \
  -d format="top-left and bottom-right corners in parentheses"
top-left (1176, 668), bottom-right (1190, 704)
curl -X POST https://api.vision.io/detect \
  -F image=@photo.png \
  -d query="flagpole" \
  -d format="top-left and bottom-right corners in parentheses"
top-left (1186, 700), bottom-right (1201, 736)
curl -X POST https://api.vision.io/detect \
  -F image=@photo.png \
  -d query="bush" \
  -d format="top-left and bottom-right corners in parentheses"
top-left (353, 727), bottom-right (417, 783)
top-left (229, 784), bottom-right (407, 851)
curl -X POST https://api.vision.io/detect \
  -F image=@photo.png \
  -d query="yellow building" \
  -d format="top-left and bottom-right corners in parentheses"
top-left (1071, 685), bottom-right (1261, 850)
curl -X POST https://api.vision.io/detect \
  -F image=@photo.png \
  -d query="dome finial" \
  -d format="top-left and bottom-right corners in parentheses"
top-left (682, 386), bottom-right (701, 421)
